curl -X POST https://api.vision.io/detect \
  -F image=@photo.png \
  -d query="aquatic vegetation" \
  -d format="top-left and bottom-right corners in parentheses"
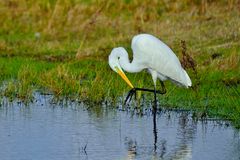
top-left (0, 0), bottom-right (239, 127)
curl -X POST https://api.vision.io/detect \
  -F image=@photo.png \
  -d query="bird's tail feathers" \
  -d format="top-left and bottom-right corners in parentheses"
top-left (183, 70), bottom-right (192, 88)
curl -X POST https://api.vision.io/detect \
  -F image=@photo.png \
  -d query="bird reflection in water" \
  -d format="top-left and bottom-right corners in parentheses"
top-left (124, 137), bottom-right (137, 160)
top-left (124, 112), bottom-right (195, 160)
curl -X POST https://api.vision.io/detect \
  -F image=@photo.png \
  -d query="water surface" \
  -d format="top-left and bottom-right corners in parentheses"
top-left (0, 94), bottom-right (239, 160)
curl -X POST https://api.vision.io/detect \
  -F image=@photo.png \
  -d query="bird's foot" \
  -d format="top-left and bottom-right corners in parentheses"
top-left (124, 86), bottom-right (167, 105)
top-left (124, 88), bottom-right (136, 105)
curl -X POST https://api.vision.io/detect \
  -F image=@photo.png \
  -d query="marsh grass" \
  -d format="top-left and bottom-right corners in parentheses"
top-left (0, 0), bottom-right (239, 127)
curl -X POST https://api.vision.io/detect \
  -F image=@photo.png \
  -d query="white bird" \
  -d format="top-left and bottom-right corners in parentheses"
top-left (108, 33), bottom-right (192, 106)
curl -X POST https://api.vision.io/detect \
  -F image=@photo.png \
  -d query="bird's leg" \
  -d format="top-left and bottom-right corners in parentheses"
top-left (134, 81), bottom-right (166, 95)
top-left (153, 85), bottom-right (158, 152)
top-left (124, 81), bottom-right (166, 105)
top-left (153, 86), bottom-right (157, 112)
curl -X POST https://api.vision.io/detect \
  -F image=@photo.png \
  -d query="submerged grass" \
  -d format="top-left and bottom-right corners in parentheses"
top-left (0, 0), bottom-right (239, 127)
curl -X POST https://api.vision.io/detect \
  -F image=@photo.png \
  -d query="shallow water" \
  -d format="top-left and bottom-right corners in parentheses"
top-left (0, 94), bottom-right (239, 160)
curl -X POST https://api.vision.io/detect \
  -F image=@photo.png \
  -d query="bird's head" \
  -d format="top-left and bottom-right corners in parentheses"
top-left (108, 47), bottom-right (134, 88)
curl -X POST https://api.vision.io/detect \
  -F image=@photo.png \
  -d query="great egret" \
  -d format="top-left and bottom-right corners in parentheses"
top-left (108, 34), bottom-right (192, 108)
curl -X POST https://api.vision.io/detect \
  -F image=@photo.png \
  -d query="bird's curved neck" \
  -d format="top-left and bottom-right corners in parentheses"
top-left (117, 49), bottom-right (144, 73)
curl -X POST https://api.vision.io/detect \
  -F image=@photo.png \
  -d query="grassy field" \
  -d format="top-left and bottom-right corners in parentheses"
top-left (0, 0), bottom-right (239, 127)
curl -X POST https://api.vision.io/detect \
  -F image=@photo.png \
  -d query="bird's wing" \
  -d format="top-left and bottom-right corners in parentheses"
top-left (131, 34), bottom-right (191, 87)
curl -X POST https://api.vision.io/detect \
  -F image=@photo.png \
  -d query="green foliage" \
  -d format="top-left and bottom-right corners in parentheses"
top-left (0, 0), bottom-right (239, 127)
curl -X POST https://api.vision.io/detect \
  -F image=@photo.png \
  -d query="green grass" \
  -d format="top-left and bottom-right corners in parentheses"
top-left (0, 0), bottom-right (239, 127)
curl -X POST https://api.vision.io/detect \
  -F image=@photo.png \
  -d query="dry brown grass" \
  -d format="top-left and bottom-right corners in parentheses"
top-left (1, 0), bottom-right (239, 59)
top-left (218, 53), bottom-right (240, 71)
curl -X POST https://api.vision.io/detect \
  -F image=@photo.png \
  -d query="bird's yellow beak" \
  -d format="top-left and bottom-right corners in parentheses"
top-left (115, 67), bottom-right (134, 89)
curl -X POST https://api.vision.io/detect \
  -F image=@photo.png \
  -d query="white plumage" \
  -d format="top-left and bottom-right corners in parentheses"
top-left (108, 33), bottom-right (192, 88)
